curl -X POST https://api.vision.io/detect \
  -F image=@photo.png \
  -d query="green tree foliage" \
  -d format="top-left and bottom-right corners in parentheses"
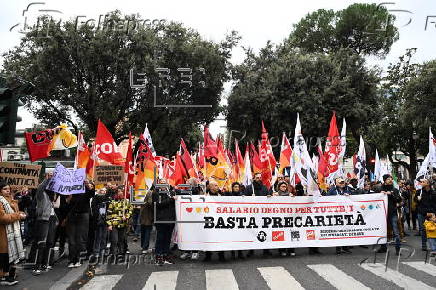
top-left (2, 11), bottom-right (239, 154)
top-left (369, 49), bottom-right (436, 177)
top-left (226, 46), bottom-right (380, 156)
top-left (289, 3), bottom-right (399, 57)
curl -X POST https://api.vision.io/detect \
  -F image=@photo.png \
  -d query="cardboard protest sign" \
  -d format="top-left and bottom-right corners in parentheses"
top-left (94, 165), bottom-right (125, 186)
top-left (0, 162), bottom-right (42, 189)
top-left (46, 163), bottom-right (86, 195)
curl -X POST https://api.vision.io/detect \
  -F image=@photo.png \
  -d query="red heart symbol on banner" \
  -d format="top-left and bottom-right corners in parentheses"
top-left (186, 208), bottom-right (193, 213)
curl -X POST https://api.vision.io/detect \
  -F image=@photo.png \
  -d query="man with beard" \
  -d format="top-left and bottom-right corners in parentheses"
top-left (244, 173), bottom-right (270, 196)
top-left (377, 174), bottom-right (402, 255)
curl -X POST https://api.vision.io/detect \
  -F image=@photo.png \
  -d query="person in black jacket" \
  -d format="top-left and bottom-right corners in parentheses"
top-left (91, 188), bottom-right (111, 258)
top-left (65, 180), bottom-right (95, 268)
top-left (244, 173), bottom-right (270, 196)
top-left (224, 182), bottom-right (245, 260)
top-left (377, 174), bottom-right (402, 255)
top-left (203, 181), bottom-right (226, 262)
top-left (415, 178), bottom-right (436, 250)
top-left (152, 181), bottom-right (176, 266)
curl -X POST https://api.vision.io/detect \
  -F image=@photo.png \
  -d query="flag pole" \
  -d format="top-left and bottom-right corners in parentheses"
top-left (73, 130), bottom-right (81, 170)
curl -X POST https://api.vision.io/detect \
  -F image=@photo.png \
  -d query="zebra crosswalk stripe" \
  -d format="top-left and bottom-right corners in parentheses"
top-left (360, 263), bottom-right (435, 290)
top-left (81, 274), bottom-right (123, 290)
top-left (258, 266), bottom-right (305, 290)
top-left (206, 269), bottom-right (239, 290)
top-left (402, 261), bottom-right (436, 276)
top-left (142, 270), bottom-right (179, 290)
top-left (308, 264), bottom-right (370, 290)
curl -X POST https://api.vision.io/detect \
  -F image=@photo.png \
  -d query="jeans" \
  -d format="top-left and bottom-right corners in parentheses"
top-left (28, 215), bottom-right (58, 267)
top-left (417, 213), bottom-right (427, 248)
top-left (93, 225), bottom-right (108, 255)
top-left (141, 225), bottom-right (152, 250)
top-left (155, 224), bottom-right (174, 255)
top-left (110, 227), bottom-right (127, 256)
top-left (385, 213), bottom-right (401, 250)
top-left (428, 238), bottom-right (436, 251)
top-left (67, 213), bottom-right (89, 263)
top-left (133, 210), bottom-right (141, 236)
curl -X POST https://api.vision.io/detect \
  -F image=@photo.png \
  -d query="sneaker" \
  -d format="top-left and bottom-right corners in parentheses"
top-left (74, 262), bottom-right (82, 268)
top-left (0, 276), bottom-right (19, 286)
top-left (155, 255), bottom-right (164, 266)
top-left (180, 252), bottom-right (190, 260)
top-left (191, 252), bottom-right (199, 260)
top-left (280, 251), bottom-right (287, 257)
top-left (41, 265), bottom-right (51, 272)
top-left (67, 263), bottom-right (76, 268)
top-left (290, 252), bottom-right (296, 257)
top-left (32, 269), bottom-right (42, 276)
top-left (163, 258), bottom-right (173, 265)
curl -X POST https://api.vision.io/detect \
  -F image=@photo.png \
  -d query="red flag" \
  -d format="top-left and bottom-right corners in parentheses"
top-left (235, 140), bottom-right (245, 181)
top-left (180, 138), bottom-right (198, 178)
top-left (95, 120), bottom-right (124, 165)
top-left (260, 121), bottom-right (277, 169)
top-left (203, 126), bottom-right (218, 158)
top-left (249, 142), bottom-right (262, 173)
top-left (259, 139), bottom-right (273, 188)
top-left (170, 152), bottom-right (188, 186)
top-left (124, 133), bottom-right (135, 186)
top-left (324, 112), bottom-right (340, 175)
top-left (25, 129), bottom-right (54, 162)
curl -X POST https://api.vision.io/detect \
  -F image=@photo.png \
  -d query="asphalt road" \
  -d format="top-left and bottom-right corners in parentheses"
top-left (8, 231), bottom-right (436, 290)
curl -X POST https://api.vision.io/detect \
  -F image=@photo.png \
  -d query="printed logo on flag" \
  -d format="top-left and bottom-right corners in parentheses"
top-left (306, 230), bottom-right (316, 240)
top-left (272, 231), bottom-right (285, 242)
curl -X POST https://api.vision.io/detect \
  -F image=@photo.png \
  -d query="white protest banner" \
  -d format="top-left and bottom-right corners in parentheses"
top-left (175, 193), bottom-right (387, 251)
top-left (46, 163), bottom-right (86, 195)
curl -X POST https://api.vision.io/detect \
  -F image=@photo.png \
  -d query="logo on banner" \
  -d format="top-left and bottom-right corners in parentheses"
top-left (290, 231), bottom-right (300, 241)
top-left (272, 231), bottom-right (285, 241)
top-left (306, 230), bottom-right (316, 240)
top-left (257, 231), bottom-right (267, 242)
top-left (186, 207), bottom-right (193, 213)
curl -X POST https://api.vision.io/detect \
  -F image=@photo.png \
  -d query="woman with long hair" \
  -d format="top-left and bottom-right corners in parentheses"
top-left (0, 183), bottom-right (26, 286)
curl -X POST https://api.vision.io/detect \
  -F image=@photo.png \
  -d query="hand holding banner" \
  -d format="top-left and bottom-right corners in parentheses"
top-left (46, 163), bottom-right (85, 195)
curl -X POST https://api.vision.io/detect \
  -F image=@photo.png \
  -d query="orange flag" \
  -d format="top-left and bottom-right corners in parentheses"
top-left (75, 132), bottom-right (90, 169)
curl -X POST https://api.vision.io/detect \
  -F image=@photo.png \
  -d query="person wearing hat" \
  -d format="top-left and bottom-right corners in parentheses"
top-left (377, 174), bottom-right (402, 255)
top-left (327, 178), bottom-right (352, 254)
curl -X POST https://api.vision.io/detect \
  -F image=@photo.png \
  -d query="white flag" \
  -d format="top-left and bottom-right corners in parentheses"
top-left (429, 127), bottom-right (436, 167)
top-left (374, 149), bottom-right (381, 182)
top-left (353, 136), bottom-right (366, 189)
top-left (415, 153), bottom-right (430, 189)
top-left (242, 149), bottom-right (253, 187)
top-left (142, 124), bottom-right (156, 156)
top-left (292, 113), bottom-right (315, 186)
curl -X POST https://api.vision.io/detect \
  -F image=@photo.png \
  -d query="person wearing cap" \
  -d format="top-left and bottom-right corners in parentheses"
top-left (376, 174), bottom-right (402, 255)
top-left (327, 178), bottom-right (352, 255)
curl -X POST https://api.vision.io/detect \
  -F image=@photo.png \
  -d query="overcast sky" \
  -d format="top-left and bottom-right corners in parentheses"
top-left (1, 0), bottom-right (436, 136)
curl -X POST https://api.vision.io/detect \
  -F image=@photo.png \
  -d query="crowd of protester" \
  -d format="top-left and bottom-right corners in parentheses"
top-left (0, 169), bottom-right (436, 285)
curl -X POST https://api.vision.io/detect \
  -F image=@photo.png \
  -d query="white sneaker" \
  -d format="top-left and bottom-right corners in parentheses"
top-left (191, 252), bottom-right (199, 260)
top-left (180, 252), bottom-right (190, 260)
top-left (290, 252), bottom-right (296, 257)
top-left (67, 263), bottom-right (75, 268)
top-left (74, 262), bottom-right (82, 268)
top-left (280, 252), bottom-right (287, 257)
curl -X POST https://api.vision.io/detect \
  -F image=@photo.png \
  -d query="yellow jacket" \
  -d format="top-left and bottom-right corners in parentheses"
top-left (424, 220), bottom-right (436, 238)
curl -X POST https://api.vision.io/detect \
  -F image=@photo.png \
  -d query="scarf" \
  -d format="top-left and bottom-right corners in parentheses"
top-left (0, 196), bottom-right (25, 264)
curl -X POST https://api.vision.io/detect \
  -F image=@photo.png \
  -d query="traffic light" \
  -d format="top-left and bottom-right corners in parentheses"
top-left (0, 87), bottom-right (21, 145)
top-left (0, 76), bottom-right (29, 145)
